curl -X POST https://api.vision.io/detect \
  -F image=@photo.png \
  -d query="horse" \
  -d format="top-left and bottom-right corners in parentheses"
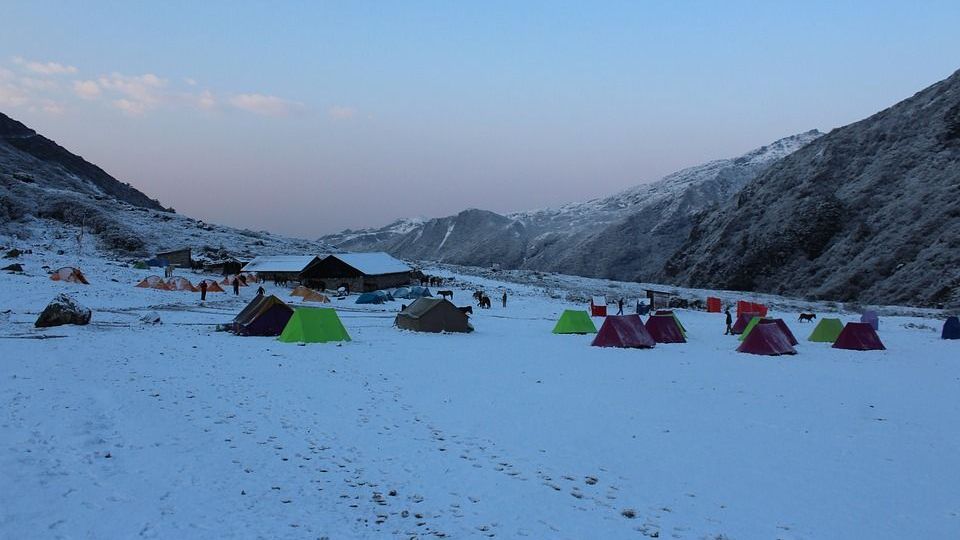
top-left (429, 276), bottom-right (443, 287)
top-left (479, 295), bottom-right (491, 309)
top-left (438, 290), bottom-right (454, 300)
top-left (798, 313), bottom-right (817, 323)
top-left (420, 276), bottom-right (430, 286)
top-left (457, 305), bottom-right (473, 315)
top-left (473, 290), bottom-right (484, 303)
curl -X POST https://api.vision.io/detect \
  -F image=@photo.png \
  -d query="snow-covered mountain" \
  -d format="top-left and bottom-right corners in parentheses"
top-left (320, 130), bottom-right (822, 281)
top-left (0, 111), bottom-right (331, 262)
top-left (662, 68), bottom-right (960, 308)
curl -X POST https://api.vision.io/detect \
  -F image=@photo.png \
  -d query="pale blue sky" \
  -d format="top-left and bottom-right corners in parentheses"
top-left (1, 1), bottom-right (958, 237)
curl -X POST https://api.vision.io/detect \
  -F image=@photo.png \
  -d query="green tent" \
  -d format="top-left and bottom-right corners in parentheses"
top-left (132, 261), bottom-right (149, 269)
top-left (738, 316), bottom-right (763, 341)
top-left (552, 310), bottom-right (597, 334)
top-left (808, 318), bottom-right (843, 343)
top-left (278, 308), bottom-right (351, 344)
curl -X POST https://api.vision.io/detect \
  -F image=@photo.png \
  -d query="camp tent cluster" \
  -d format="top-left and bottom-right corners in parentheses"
top-left (135, 275), bottom-right (206, 292)
top-left (230, 295), bottom-right (350, 343)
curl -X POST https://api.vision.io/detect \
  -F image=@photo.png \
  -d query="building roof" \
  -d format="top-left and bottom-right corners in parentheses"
top-left (242, 255), bottom-right (321, 273)
top-left (326, 252), bottom-right (412, 276)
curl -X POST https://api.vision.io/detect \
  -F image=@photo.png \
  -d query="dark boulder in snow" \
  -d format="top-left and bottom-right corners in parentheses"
top-left (2, 263), bottom-right (23, 272)
top-left (35, 293), bottom-right (92, 328)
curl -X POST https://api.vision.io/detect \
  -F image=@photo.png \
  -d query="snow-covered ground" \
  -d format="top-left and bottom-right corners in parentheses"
top-left (2, 239), bottom-right (959, 539)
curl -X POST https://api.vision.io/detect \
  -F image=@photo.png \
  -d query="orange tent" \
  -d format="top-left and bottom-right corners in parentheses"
top-left (199, 279), bottom-right (225, 292)
top-left (290, 285), bottom-right (313, 297)
top-left (166, 276), bottom-right (198, 292)
top-left (50, 267), bottom-right (90, 284)
top-left (135, 275), bottom-right (169, 289)
top-left (222, 275), bottom-right (249, 286)
top-left (302, 290), bottom-right (331, 303)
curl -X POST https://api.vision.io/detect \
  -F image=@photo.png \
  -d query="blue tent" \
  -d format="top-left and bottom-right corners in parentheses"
top-left (393, 287), bottom-right (411, 299)
top-left (374, 290), bottom-right (394, 301)
top-left (943, 316), bottom-right (960, 340)
top-left (407, 286), bottom-right (432, 298)
top-left (356, 292), bottom-right (385, 304)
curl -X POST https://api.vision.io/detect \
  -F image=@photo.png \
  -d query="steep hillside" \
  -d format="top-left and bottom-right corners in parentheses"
top-left (0, 111), bottom-right (330, 260)
top-left (662, 69), bottom-right (960, 308)
top-left (321, 131), bottom-right (821, 281)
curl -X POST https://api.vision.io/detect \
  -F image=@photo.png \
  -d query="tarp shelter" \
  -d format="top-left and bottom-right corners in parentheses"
top-left (591, 315), bottom-right (655, 348)
top-left (832, 322), bottom-right (885, 351)
top-left (374, 290), bottom-right (394, 301)
top-left (407, 286), bottom-right (432, 298)
top-left (645, 313), bottom-right (686, 343)
top-left (233, 295), bottom-right (294, 336)
top-left (739, 318), bottom-right (798, 345)
top-left (136, 275), bottom-right (168, 290)
top-left (737, 323), bottom-right (797, 355)
top-left (552, 310), bottom-right (597, 334)
top-left (165, 276), bottom-right (197, 292)
top-left (392, 287), bottom-right (411, 299)
top-left (301, 290), bottom-right (330, 303)
top-left (356, 292), bottom-right (385, 304)
top-left (290, 285), bottom-right (313, 297)
top-left (706, 297), bottom-right (722, 313)
top-left (395, 298), bottom-right (474, 333)
top-left (50, 267), bottom-right (89, 284)
top-left (860, 310), bottom-right (879, 331)
top-left (731, 312), bottom-right (760, 334)
top-left (736, 301), bottom-right (768, 318)
top-left (278, 308), bottom-right (351, 343)
top-left (199, 279), bottom-right (225, 292)
top-left (146, 257), bottom-right (167, 267)
top-left (590, 296), bottom-right (607, 317)
top-left (808, 318), bottom-right (844, 343)
top-left (942, 316), bottom-right (960, 340)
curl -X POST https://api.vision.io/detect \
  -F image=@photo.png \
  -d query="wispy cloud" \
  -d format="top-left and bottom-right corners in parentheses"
top-left (13, 56), bottom-right (78, 75)
top-left (228, 93), bottom-right (300, 116)
top-left (328, 105), bottom-right (357, 120)
top-left (2, 57), bottom-right (299, 119)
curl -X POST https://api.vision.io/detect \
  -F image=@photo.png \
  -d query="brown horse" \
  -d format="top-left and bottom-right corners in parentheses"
top-left (438, 290), bottom-right (453, 300)
top-left (798, 313), bottom-right (817, 322)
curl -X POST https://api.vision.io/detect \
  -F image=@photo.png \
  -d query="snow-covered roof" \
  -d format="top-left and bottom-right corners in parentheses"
top-left (592, 296), bottom-right (607, 306)
top-left (326, 252), bottom-right (411, 275)
top-left (242, 255), bottom-right (320, 273)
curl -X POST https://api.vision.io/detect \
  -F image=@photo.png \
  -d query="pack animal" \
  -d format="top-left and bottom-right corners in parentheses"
top-left (798, 313), bottom-right (817, 323)
top-left (438, 290), bottom-right (454, 300)
top-left (479, 295), bottom-right (491, 309)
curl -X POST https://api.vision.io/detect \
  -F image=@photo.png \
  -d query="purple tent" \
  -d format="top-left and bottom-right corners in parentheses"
top-left (860, 310), bottom-right (879, 331)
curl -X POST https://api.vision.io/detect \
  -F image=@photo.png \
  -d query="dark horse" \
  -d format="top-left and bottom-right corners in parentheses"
top-left (457, 305), bottom-right (473, 315)
top-left (438, 290), bottom-right (454, 300)
top-left (798, 313), bottom-right (817, 323)
top-left (479, 295), bottom-right (491, 309)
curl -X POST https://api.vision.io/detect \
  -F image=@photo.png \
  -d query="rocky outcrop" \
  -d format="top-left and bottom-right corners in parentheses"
top-left (35, 293), bottom-right (92, 328)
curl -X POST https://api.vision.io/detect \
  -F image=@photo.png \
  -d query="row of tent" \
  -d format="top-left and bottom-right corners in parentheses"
top-left (553, 310), bottom-right (687, 346)
top-left (357, 287), bottom-right (434, 304)
top-left (135, 275), bottom-right (224, 292)
top-left (230, 296), bottom-right (473, 342)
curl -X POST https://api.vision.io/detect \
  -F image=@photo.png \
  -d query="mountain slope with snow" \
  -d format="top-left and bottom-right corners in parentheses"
top-left (662, 68), bottom-right (960, 308)
top-left (320, 130), bottom-right (822, 281)
top-left (0, 111), bottom-right (330, 261)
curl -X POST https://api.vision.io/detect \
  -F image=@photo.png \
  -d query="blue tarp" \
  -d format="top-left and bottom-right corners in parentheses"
top-left (356, 292), bottom-right (385, 304)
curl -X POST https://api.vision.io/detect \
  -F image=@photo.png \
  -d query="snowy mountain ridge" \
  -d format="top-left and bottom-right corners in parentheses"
top-left (319, 130), bottom-right (823, 282)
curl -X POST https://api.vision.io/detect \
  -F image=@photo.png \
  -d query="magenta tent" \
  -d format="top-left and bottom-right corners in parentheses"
top-left (737, 323), bottom-right (796, 355)
top-left (645, 314), bottom-right (686, 343)
top-left (591, 315), bottom-right (656, 349)
top-left (833, 322), bottom-right (885, 351)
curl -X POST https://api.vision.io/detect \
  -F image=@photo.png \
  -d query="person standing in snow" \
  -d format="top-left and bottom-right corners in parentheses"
top-left (617, 298), bottom-right (624, 315)
top-left (199, 280), bottom-right (208, 302)
top-left (501, 292), bottom-right (507, 308)
top-left (256, 285), bottom-right (265, 296)
top-left (724, 307), bottom-right (733, 335)
top-left (232, 277), bottom-right (240, 296)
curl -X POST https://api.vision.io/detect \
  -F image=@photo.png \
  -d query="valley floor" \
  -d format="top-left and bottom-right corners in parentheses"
top-left (1, 245), bottom-right (958, 539)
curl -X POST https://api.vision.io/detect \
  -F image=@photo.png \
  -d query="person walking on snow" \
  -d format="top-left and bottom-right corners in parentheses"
top-left (232, 277), bottom-right (240, 296)
top-left (617, 298), bottom-right (624, 315)
top-left (501, 292), bottom-right (507, 308)
top-left (199, 280), bottom-right (207, 302)
top-left (256, 285), bottom-right (265, 296)
top-left (724, 307), bottom-right (733, 335)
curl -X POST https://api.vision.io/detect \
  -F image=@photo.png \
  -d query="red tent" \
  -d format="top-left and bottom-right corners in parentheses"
top-left (832, 322), bottom-right (885, 351)
top-left (737, 300), bottom-right (768, 318)
top-left (767, 319), bottom-right (799, 345)
top-left (737, 323), bottom-right (797, 355)
top-left (706, 297), bottom-right (722, 313)
top-left (645, 314), bottom-right (686, 343)
top-left (591, 315), bottom-right (656, 349)
top-left (731, 312), bottom-right (760, 334)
